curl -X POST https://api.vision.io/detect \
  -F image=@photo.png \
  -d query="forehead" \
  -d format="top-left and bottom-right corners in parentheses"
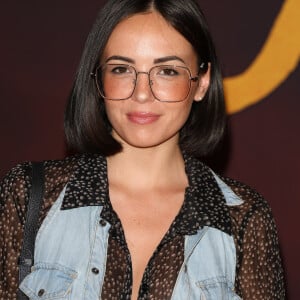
top-left (102, 11), bottom-right (197, 64)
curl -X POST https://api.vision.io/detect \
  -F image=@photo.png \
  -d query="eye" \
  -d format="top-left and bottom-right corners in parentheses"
top-left (157, 66), bottom-right (179, 77)
top-left (109, 65), bottom-right (132, 75)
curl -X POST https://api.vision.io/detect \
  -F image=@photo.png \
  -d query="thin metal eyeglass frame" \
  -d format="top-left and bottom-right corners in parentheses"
top-left (92, 64), bottom-right (200, 103)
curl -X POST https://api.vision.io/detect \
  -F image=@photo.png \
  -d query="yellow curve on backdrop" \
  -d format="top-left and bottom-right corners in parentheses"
top-left (224, 0), bottom-right (300, 114)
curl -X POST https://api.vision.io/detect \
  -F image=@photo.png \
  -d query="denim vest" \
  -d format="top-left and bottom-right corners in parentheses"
top-left (19, 173), bottom-right (242, 299)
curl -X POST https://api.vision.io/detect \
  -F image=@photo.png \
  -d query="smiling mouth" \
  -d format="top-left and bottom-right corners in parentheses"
top-left (126, 112), bottom-right (160, 125)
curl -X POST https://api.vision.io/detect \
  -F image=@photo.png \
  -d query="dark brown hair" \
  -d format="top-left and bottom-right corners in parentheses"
top-left (64, 0), bottom-right (226, 158)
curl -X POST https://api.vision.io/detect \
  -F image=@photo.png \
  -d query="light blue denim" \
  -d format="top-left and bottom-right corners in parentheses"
top-left (20, 172), bottom-right (242, 299)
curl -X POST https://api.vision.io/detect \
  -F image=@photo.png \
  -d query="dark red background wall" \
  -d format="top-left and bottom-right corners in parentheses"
top-left (0, 1), bottom-right (299, 298)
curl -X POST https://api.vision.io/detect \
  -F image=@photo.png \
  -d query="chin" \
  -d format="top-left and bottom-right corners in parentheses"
top-left (112, 127), bottom-right (180, 150)
top-left (123, 140), bottom-right (162, 149)
top-left (119, 133), bottom-right (179, 150)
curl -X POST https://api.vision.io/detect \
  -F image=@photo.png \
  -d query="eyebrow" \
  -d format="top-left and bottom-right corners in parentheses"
top-left (105, 55), bottom-right (185, 65)
top-left (153, 56), bottom-right (185, 64)
top-left (105, 55), bottom-right (135, 64)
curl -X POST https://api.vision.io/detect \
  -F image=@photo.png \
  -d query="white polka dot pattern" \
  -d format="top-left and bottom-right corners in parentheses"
top-left (0, 154), bottom-right (286, 299)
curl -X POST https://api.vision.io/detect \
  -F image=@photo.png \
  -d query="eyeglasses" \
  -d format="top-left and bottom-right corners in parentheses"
top-left (92, 64), bottom-right (200, 102)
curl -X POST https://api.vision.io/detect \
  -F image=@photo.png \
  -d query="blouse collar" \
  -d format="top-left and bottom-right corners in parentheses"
top-left (61, 153), bottom-right (232, 236)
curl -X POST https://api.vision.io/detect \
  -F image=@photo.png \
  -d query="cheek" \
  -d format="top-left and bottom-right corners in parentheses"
top-left (102, 104), bottom-right (123, 135)
top-left (169, 101), bottom-right (194, 126)
top-left (104, 102), bottom-right (122, 124)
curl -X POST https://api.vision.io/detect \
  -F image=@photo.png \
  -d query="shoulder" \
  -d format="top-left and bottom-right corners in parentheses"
top-left (220, 175), bottom-right (274, 220)
top-left (0, 155), bottom-right (87, 217)
top-left (212, 172), bottom-right (277, 239)
top-left (191, 155), bottom-right (278, 235)
top-left (1, 161), bottom-right (32, 210)
top-left (218, 175), bottom-right (280, 253)
top-left (187, 155), bottom-right (269, 210)
top-left (43, 154), bottom-right (81, 184)
top-left (1, 155), bottom-right (81, 194)
top-left (185, 155), bottom-right (271, 213)
top-left (221, 176), bottom-right (264, 205)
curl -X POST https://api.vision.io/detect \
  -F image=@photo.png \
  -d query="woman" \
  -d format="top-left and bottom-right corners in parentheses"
top-left (0, 0), bottom-right (285, 299)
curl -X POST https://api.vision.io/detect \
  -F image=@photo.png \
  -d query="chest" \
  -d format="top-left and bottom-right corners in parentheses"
top-left (19, 201), bottom-right (240, 300)
top-left (19, 170), bottom-right (244, 299)
top-left (109, 188), bottom-right (186, 299)
top-left (110, 187), bottom-right (185, 249)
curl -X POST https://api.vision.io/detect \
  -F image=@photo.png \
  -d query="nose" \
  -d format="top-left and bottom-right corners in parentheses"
top-left (132, 72), bottom-right (154, 103)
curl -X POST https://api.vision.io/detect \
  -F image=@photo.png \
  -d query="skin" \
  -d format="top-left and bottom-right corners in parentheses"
top-left (102, 11), bottom-right (210, 300)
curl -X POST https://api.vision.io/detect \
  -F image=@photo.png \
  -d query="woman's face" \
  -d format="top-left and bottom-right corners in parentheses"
top-left (101, 11), bottom-right (210, 150)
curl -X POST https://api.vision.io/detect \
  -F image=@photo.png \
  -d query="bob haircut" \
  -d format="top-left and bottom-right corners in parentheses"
top-left (64, 0), bottom-right (226, 158)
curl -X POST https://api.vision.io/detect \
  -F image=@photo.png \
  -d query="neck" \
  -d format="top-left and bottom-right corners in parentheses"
top-left (107, 145), bottom-right (187, 190)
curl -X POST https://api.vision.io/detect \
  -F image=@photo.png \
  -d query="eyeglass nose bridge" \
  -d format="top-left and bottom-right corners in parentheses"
top-left (134, 70), bottom-right (154, 87)
top-left (131, 70), bottom-right (155, 101)
top-left (130, 70), bottom-right (154, 101)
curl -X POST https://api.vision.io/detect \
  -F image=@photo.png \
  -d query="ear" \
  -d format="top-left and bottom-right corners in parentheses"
top-left (194, 63), bottom-right (211, 102)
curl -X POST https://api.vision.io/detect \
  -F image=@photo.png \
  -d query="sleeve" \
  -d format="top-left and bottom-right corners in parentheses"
top-left (0, 162), bottom-right (31, 299)
top-left (235, 200), bottom-right (286, 300)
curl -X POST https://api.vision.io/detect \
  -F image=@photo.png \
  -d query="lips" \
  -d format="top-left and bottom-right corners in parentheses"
top-left (127, 112), bottom-right (160, 125)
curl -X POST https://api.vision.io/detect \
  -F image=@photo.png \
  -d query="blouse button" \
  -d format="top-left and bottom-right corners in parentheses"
top-left (92, 267), bottom-right (100, 274)
top-left (99, 219), bottom-right (107, 226)
top-left (38, 289), bottom-right (45, 296)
